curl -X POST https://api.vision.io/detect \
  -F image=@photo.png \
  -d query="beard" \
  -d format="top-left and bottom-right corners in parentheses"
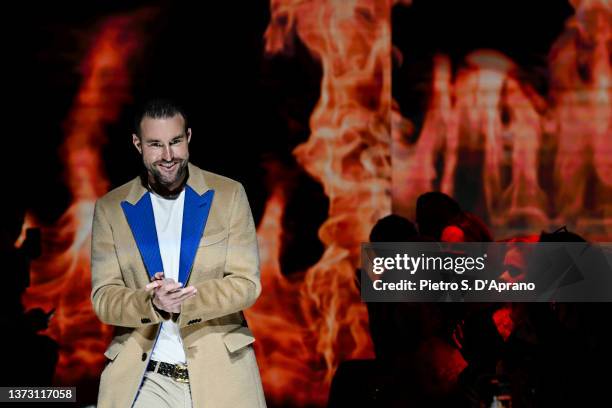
top-left (146, 157), bottom-right (189, 190)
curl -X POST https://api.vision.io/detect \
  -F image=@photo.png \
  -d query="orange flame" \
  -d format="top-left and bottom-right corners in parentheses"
top-left (248, 187), bottom-right (330, 405)
top-left (260, 0), bottom-right (392, 404)
top-left (394, 51), bottom-right (549, 229)
top-left (393, 0), bottom-right (611, 239)
top-left (22, 10), bottom-right (154, 384)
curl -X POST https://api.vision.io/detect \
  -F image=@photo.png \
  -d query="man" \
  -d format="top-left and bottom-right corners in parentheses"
top-left (91, 99), bottom-right (266, 408)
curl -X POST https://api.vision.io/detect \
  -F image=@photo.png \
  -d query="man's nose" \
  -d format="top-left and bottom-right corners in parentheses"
top-left (161, 145), bottom-right (173, 161)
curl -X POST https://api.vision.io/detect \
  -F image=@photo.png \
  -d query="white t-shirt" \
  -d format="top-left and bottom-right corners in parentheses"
top-left (150, 189), bottom-right (187, 364)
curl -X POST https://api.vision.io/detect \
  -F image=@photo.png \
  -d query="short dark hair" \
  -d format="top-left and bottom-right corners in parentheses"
top-left (416, 191), bottom-right (462, 240)
top-left (133, 98), bottom-right (189, 137)
top-left (369, 214), bottom-right (417, 242)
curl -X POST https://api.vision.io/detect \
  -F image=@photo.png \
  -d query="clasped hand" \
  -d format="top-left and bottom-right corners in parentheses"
top-left (145, 272), bottom-right (198, 313)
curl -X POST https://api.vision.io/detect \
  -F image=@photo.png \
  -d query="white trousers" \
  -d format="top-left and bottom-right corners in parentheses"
top-left (133, 370), bottom-right (192, 408)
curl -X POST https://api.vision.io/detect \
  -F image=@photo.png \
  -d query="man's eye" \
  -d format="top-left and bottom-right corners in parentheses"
top-left (171, 139), bottom-right (182, 145)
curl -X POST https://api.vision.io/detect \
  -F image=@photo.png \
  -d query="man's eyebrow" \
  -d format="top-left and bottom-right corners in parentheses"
top-left (144, 134), bottom-right (185, 143)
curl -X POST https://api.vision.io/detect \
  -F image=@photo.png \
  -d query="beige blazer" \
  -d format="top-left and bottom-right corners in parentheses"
top-left (91, 163), bottom-right (266, 407)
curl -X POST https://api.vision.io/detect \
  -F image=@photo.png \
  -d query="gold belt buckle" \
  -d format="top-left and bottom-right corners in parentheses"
top-left (174, 363), bottom-right (189, 383)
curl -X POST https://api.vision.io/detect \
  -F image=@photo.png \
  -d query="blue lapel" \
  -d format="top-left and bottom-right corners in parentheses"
top-left (179, 186), bottom-right (215, 284)
top-left (121, 186), bottom-right (215, 283)
top-left (121, 193), bottom-right (163, 279)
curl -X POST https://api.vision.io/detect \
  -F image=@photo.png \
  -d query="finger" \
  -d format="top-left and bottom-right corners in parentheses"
top-left (151, 272), bottom-right (165, 281)
top-left (165, 282), bottom-right (184, 294)
top-left (158, 285), bottom-right (186, 303)
top-left (168, 288), bottom-right (198, 304)
top-left (145, 280), bottom-right (162, 291)
top-left (167, 286), bottom-right (197, 302)
top-left (158, 279), bottom-right (180, 294)
top-left (167, 294), bottom-right (197, 312)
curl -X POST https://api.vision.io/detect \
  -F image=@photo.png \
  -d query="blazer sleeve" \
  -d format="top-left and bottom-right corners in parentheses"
top-left (90, 199), bottom-right (164, 328)
top-left (177, 182), bottom-right (261, 327)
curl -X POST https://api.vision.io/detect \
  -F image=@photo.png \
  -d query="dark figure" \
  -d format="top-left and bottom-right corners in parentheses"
top-left (416, 192), bottom-right (462, 240)
top-left (330, 214), bottom-right (455, 407)
top-left (500, 227), bottom-right (612, 406)
top-left (0, 204), bottom-right (57, 386)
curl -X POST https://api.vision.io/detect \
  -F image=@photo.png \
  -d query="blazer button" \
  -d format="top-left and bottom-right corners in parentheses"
top-left (141, 353), bottom-right (147, 361)
top-left (141, 318), bottom-right (151, 324)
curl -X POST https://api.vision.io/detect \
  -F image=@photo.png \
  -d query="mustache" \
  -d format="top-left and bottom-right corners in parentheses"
top-left (154, 159), bottom-right (185, 166)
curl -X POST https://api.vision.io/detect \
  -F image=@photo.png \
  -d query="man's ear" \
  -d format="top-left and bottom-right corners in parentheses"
top-left (186, 128), bottom-right (192, 144)
top-left (132, 133), bottom-right (142, 154)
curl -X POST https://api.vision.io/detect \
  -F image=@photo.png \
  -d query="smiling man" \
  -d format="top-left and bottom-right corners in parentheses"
top-left (91, 99), bottom-right (266, 408)
top-left (134, 107), bottom-right (191, 198)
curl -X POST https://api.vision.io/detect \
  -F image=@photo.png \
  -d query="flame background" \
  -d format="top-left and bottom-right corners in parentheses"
top-left (5, 0), bottom-right (610, 406)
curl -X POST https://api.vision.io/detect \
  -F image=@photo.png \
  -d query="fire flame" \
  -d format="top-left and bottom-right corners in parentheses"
top-left (21, 11), bottom-right (153, 385)
top-left (248, 187), bottom-right (330, 405)
top-left (259, 0), bottom-right (610, 405)
top-left (260, 0), bottom-right (392, 404)
top-left (392, 0), bottom-right (611, 239)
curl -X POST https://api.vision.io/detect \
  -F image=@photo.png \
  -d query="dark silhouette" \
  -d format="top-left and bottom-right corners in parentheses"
top-left (0, 204), bottom-right (57, 386)
top-left (330, 213), bottom-right (460, 407)
top-left (416, 192), bottom-right (462, 240)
